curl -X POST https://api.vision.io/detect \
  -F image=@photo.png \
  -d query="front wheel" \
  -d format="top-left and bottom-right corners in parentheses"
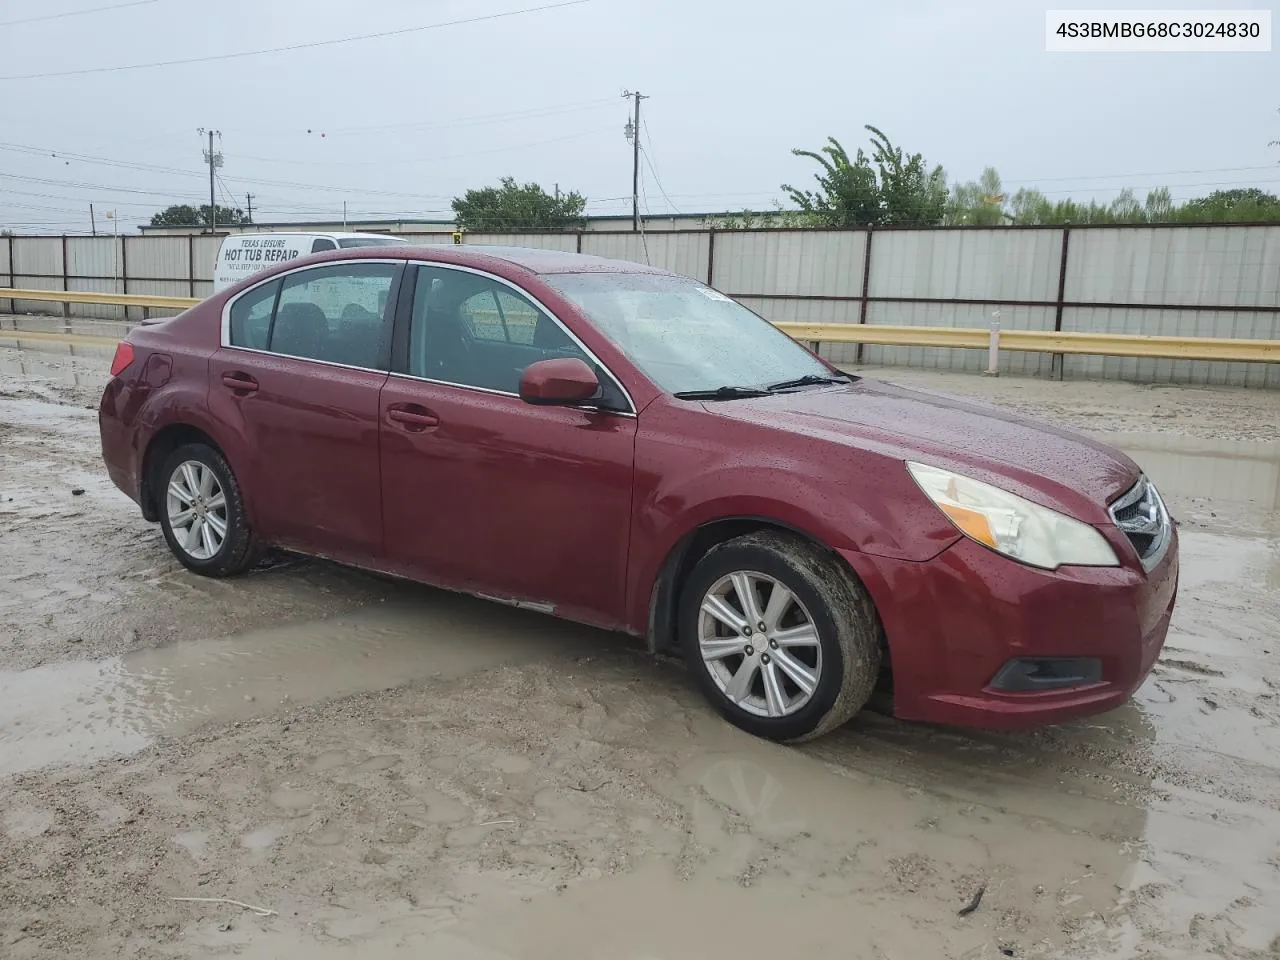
top-left (157, 442), bottom-right (259, 577)
top-left (679, 531), bottom-right (882, 743)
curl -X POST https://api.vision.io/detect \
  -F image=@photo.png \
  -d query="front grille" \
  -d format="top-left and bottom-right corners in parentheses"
top-left (1108, 475), bottom-right (1171, 571)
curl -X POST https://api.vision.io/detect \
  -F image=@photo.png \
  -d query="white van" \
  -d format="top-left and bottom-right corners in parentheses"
top-left (212, 232), bottom-right (410, 294)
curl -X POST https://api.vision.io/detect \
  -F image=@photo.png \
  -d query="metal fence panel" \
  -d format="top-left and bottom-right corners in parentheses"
top-left (12, 238), bottom-right (62, 277)
top-left (66, 237), bottom-right (121, 280)
top-left (68, 277), bottom-right (127, 320)
top-left (1066, 225), bottom-right (1280, 308)
top-left (861, 301), bottom-right (1054, 376)
top-left (466, 233), bottom-right (578, 251)
top-left (712, 230), bottom-right (865, 297)
top-left (0, 236), bottom-right (10, 286)
top-left (580, 232), bottom-right (710, 279)
top-left (10, 274), bottom-right (64, 315)
top-left (192, 236), bottom-right (223, 281)
top-left (125, 279), bottom-right (194, 320)
top-left (1060, 306), bottom-right (1280, 388)
top-left (125, 236), bottom-right (189, 281)
top-left (869, 228), bottom-right (1062, 302)
top-left (732, 295), bottom-right (861, 364)
top-left (399, 233), bottom-right (455, 245)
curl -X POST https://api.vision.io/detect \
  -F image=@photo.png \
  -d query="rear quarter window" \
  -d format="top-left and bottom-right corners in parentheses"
top-left (228, 280), bottom-right (279, 349)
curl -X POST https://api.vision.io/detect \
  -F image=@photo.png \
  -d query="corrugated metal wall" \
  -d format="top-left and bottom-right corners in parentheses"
top-left (712, 230), bottom-right (864, 297)
top-left (581, 232), bottom-right (711, 280)
top-left (3, 226), bottom-right (1278, 387)
top-left (466, 234), bottom-right (577, 251)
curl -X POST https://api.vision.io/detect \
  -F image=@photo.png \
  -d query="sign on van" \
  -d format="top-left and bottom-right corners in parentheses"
top-left (210, 231), bottom-right (407, 295)
top-left (213, 235), bottom-right (310, 293)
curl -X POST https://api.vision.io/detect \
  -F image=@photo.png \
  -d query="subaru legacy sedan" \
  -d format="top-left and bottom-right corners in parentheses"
top-left (99, 246), bottom-right (1178, 742)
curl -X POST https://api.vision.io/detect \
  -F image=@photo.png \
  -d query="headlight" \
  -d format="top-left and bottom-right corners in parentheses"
top-left (906, 461), bottom-right (1119, 570)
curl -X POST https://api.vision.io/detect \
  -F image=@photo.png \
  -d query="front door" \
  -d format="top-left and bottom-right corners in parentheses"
top-left (208, 260), bottom-right (402, 563)
top-left (378, 264), bottom-right (637, 629)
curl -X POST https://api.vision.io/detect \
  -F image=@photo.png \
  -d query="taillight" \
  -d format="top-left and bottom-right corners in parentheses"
top-left (109, 341), bottom-right (136, 378)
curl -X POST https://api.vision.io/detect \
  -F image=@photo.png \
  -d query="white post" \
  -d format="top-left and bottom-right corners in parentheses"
top-left (984, 308), bottom-right (1001, 377)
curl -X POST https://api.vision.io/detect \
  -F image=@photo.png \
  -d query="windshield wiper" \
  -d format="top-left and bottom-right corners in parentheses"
top-left (765, 373), bottom-right (849, 392)
top-left (672, 385), bottom-right (772, 401)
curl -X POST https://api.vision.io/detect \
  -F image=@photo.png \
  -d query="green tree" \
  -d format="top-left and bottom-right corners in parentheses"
top-left (150, 204), bottom-right (250, 227)
top-left (1175, 188), bottom-right (1280, 223)
top-left (451, 177), bottom-right (586, 232)
top-left (947, 167), bottom-right (1006, 225)
top-left (781, 125), bottom-right (947, 227)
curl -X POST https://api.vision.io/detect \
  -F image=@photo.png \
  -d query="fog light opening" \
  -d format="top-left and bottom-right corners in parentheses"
top-left (989, 657), bottom-right (1102, 692)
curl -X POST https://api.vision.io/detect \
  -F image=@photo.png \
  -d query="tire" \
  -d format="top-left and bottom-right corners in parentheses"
top-left (156, 442), bottom-right (260, 577)
top-left (679, 531), bottom-right (881, 743)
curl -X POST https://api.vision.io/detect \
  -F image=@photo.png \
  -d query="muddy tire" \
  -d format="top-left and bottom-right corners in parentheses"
top-left (157, 443), bottom-right (259, 577)
top-left (679, 531), bottom-right (881, 743)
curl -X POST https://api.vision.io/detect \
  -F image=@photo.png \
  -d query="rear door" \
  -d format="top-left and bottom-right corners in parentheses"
top-left (208, 260), bottom-right (404, 565)
top-left (377, 263), bottom-right (637, 628)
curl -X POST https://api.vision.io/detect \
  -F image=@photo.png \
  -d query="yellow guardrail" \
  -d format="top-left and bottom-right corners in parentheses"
top-left (774, 322), bottom-right (1280, 364)
top-left (0, 289), bottom-right (1276, 365)
top-left (0, 288), bottom-right (200, 311)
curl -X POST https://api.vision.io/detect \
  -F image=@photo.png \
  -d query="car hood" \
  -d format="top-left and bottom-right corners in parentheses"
top-left (705, 378), bottom-right (1142, 522)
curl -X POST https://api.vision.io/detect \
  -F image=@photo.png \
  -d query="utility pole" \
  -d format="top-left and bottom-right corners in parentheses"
top-left (89, 203), bottom-right (96, 237)
top-left (622, 90), bottom-right (647, 232)
top-left (198, 128), bottom-right (223, 233)
top-left (245, 193), bottom-right (255, 224)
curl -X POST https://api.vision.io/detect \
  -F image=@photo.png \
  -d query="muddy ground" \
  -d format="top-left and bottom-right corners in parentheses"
top-left (1, 325), bottom-right (1279, 959)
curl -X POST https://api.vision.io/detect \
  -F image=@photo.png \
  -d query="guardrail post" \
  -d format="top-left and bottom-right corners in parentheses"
top-left (983, 309), bottom-right (1001, 377)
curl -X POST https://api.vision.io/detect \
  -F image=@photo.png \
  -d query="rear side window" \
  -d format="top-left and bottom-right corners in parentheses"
top-left (270, 263), bottom-right (398, 367)
top-left (311, 238), bottom-right (337, 253)
top-left (228, 279), bottom-right (278, 349)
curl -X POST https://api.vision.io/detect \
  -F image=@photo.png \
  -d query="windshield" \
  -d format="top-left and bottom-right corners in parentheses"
top-left (543, 273), bottom-right (835, 395)
top-left (337, 237), bottom-right (409, 248)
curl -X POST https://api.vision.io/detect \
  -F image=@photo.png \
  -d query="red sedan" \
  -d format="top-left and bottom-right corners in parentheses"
top-left (99, 246), bottom-right (1179, 742)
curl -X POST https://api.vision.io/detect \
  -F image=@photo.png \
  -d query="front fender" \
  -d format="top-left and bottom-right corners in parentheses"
top-left (624, 461), bottom-right (960, 635)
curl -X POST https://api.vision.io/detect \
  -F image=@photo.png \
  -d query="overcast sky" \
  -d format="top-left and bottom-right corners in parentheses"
top-left (0, 0), bottom-right (1275, 233)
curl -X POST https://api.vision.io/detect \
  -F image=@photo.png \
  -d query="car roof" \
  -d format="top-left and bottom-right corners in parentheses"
top-left (222, 231), bottom-right (404, 241)
top-left (372, 243), bottom-right (677, 277)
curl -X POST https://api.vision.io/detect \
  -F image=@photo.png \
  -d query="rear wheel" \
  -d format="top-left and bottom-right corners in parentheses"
top-left (157, 443), bottom-right (259, 577)
top-left (680, 531), bottom-right (881, 742)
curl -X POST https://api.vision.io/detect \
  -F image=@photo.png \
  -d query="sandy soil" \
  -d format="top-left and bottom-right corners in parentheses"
top-left (2, 329), bottom-right (1279, 959)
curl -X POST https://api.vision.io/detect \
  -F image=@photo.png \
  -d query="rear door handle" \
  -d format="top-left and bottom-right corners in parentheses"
top-left (387, 407), bottom-right (439, 430)
top-left (221, 372), bottom-right (258, 393)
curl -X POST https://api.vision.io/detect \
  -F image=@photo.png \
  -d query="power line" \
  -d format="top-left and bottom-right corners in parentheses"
top-left (640, 117), bottom-right (680, 215)
top-left (0, 0), bottom-right (594, 81)
top-left (0, 0), bottom-right (162, 27)
top-left (228, 98), bottom-right (622, 142)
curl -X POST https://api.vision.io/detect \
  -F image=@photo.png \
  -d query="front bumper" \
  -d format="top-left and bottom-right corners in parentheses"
top-left (842, 526), bottom-right (1178, 730)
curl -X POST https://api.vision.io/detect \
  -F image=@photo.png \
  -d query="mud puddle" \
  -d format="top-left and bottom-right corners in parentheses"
top-left (0, 598), bottom-right (600, 777)
top-left (1094, 429), bottom-right (1280, 514)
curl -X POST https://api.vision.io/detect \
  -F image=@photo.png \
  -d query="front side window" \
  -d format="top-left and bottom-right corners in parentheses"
top-left (268, 263), bottom-right (398, 368)
top-left (543, 273), bottom-right (834, 396)
top-left (407, 266), bottom-right (622, 407)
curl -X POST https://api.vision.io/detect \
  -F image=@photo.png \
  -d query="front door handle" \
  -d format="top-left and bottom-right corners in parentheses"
top-left (221, 371), bottom-right (258, 394)
top-left (386, 406), bottom-right (439, 430)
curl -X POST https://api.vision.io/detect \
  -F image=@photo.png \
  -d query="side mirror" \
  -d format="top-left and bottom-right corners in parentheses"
top-left (519, 357), bottom-right (602, 406)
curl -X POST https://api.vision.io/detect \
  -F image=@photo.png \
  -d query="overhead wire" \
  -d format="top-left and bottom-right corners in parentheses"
top-left (0, 0), bottom-right (163, 28)
top-left (0, 0), bottom-right (594, 80)
top-left (639, 117), bottom-right (681, 215)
